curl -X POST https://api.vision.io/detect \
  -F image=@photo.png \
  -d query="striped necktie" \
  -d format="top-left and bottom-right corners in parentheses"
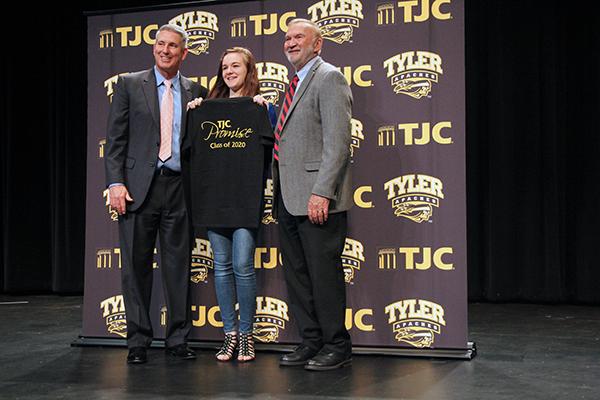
top-left (159, 79), bottom-right (173, 162)
top-left (273, 74), bottom-right (299, 162)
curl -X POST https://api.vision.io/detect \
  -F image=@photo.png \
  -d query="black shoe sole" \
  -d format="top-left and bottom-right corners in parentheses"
top-left (279, 359), bottom-right (310, 366)
top-left (167, 353), bottom-right (197, 360)
top-left (304, 358), bottom-right (352, 371)
top-left (127, 358), bottom-right (147, 364)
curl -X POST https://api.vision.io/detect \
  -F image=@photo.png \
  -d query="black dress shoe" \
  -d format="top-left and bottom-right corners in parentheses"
top-left (166, 344), bottom-right (196, 360)
top-left (280, 345), bottom-right (319, 366)
top-left (127, 347), bottom-right (147, 364)
top-left (304, 351), bottom-right (352, 371)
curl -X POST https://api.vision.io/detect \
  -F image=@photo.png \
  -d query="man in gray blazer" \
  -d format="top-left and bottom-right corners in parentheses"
top-left (273, 18), bottom-right (353, 371)
top-left (105, 24), bottom-right (206, 364)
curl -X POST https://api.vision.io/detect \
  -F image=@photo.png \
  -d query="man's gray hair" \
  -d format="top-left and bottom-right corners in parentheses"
top-left (156, 24), bottom-right (188, 47)
top-left (287, 18), bottom-right (323, 40)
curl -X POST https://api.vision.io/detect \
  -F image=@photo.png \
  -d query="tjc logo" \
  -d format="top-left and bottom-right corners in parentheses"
top-left (230, 12), bottom-right (296, 37)
top-left (338, 65), bottom-right (372, 87)
top-left (378, 247), bottom-right (454, 270)
top-left (99, 25), bottom-right (158, 48)
top-left (377, 0), bottom-right (452, 25)
top-left (378, 122), bottom-right (453, 146)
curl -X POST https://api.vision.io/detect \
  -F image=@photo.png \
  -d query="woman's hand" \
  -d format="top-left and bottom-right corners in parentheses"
top-left (253, 94), bottom-right (270, 107)
top-left (187, 97), bottom-right (203, 110)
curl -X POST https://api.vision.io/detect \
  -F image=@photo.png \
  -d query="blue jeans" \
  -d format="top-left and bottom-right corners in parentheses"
top-left (207, 228), bottom-right (257, 334)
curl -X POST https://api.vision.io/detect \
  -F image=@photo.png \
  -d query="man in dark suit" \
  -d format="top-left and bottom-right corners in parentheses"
top-left (272, 19), bottom-right (353, 371)
top-left (105, 24), bottom-right (206, 364)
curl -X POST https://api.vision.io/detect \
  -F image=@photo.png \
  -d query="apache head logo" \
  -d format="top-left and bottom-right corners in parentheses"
top-left (394, 202), bottom-right (434, 223)
top-left (320, 25), bottom-right (353, 44)
top-left (253, 323), bottom-right (279, 342)
top-left (395, 327), bottom-right (434, 348)
top-left (392, 77), bottom-right (435, 99)
top-left (308, 0), bottom-right (364, 44)
top-left (188, 37), bottom-right (210, 55)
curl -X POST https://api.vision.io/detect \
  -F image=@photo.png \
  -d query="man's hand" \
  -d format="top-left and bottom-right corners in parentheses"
top-left (308, 194), bottom-right (330, 225)
top-left (109, 184), bottom-right (134, 215)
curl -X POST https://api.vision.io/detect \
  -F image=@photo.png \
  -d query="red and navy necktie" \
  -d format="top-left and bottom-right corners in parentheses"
top-left (273, 74), bottom-right (299, 162)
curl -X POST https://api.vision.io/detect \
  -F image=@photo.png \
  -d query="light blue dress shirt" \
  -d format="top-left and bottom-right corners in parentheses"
top-left (294, 56), bottom-right (319, 97)
top-left (154, 66), bottom-right (183, 172)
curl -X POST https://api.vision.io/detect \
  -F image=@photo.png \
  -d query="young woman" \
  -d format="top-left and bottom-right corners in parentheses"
top-left (187, 47), bottom-right (275, 362)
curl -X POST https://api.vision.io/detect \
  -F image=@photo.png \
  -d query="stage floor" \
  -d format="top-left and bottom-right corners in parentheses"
top-left (0, 296), bottom-right (598, 399)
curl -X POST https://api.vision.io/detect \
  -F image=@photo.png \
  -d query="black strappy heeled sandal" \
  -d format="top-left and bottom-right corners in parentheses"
top-left (237, 332), bottom-right (255, 362)
top-left (216, 332), bottom-right (237, 362)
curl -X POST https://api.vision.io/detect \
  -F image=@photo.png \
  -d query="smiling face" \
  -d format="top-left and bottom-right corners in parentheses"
top-left (284, 22), bottom-right (323, 71)
top-left (153, 29), bottom-right (188, 79)
top-left (222, 52), bottom-right (249, 96)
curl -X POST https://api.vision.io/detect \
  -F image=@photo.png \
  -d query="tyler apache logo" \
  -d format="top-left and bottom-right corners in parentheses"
top-left (341, 238), bottom-right (365, 284)
top-left (385, 299), bottom-right (446, 348)
top-left (100, 295), bottom-right (127, 338)
top-left (257, 62), bottom-right (289, 104)
top-left (191, 238), bottom-right (214, 284)
top-left (170, 11), bottom-right (219, 55)
top-left (384, 174), bottom-right (444, 223)
top-left (254, 296), bottom-right (290, 342)
top-left (383, 51), bottom-right (443, 99)
top-left (308, 0), bottom-right (364, 44)
top-left (262, 179), bottom-right (276, 225)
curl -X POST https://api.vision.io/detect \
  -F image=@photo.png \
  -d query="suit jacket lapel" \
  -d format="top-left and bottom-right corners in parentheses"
top-left (281, 57), bottom-right (323, 132)
top-left (180, 76), bottom-right (194, 142)
top-left (142, 69), bottom-right (160, 132)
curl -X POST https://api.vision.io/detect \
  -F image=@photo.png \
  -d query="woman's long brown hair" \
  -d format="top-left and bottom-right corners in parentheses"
top-left (207, 47), bottom-right (260, 99)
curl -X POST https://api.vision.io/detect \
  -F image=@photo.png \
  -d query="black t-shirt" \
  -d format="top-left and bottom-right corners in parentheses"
top-left (187, 97), bottom-right (274, 229)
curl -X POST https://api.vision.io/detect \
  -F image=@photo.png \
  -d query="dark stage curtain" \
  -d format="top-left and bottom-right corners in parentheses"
top-left (0, 10), bottom-right (88, 293)
top-left (466, 1), bottom-right (600, 303)
top-left (1, 1), bottom-right (598, 302)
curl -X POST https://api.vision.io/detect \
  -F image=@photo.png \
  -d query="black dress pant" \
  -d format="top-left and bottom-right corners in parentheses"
top-left (118, 174), bottom-right (192, 348)
top-left (277, 194), bottom-right (352, 355)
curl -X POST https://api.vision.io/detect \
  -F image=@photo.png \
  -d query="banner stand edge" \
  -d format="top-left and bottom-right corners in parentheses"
top-left (72, 337), bottom-right (476, 360)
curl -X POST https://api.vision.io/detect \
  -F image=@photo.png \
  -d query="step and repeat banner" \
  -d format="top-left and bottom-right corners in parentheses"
top-left (84, 0), bottom-right (467, 353)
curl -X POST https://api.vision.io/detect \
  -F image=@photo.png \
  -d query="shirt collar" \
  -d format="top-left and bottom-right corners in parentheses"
top-left (154, 66), bottom-right (180, 90)
top-left (295, 56), bottom-right (320, 81)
